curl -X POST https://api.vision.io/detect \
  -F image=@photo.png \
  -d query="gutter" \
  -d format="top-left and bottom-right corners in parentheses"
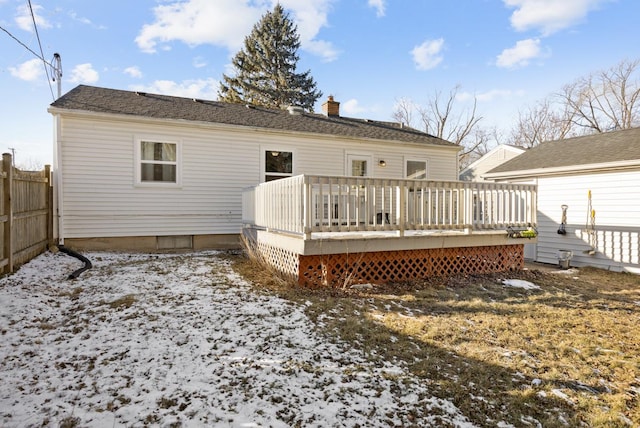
top-left (46, 107), bottom-right (461, 152)
top-left (483, 159), bottom-right (640, 181)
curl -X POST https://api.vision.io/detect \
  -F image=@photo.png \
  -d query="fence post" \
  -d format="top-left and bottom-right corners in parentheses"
top-left (2, 153), bottom-right (13, 273)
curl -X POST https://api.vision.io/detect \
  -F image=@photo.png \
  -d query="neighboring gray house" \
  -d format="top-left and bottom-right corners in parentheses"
top-left (459, 144), bottom-right (525, 181)
top-left (484, 128), bottom-right (640, 273)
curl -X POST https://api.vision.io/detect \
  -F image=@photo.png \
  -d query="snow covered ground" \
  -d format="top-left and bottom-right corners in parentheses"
top-left (0, 251), bottom-right (476, 427)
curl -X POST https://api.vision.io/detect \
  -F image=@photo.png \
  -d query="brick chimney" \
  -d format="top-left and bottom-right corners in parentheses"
top-left (322, 95), bottom-right (340, 117)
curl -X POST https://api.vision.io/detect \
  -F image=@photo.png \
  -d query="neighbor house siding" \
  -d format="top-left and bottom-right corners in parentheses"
top-left (58, 114), bottom-right (458, 241)
top-left (535, 170), bottom-right (640, 273)
top-left (460, 145), bottom-right (524, 182)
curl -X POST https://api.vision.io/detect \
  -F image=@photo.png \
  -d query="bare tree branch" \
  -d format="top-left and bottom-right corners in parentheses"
top-left (555, 58), bottom-right (640, 134)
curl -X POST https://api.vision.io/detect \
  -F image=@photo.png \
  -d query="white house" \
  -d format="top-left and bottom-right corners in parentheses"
top-left (48, 85), bottom-right (462, 251)
top-left (484, 128), bottom-right (640, 274)
top-left (459, 144), bottom-right (525, 182)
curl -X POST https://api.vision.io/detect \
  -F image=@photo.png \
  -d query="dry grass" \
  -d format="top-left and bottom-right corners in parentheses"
top-left (233, 253), bottom-right (640, 427)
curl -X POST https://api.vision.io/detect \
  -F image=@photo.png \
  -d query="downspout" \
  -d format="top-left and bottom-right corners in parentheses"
top-left (51, 111), bottom-right (91, 279)
top-left (52, 110), bottom-right (64, 245)
top-left (58, 245), bottom-right (92, 279)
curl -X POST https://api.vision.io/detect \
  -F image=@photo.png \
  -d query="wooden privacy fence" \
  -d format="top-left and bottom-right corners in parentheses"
top-left (1, 153), bottom-right (53, 274)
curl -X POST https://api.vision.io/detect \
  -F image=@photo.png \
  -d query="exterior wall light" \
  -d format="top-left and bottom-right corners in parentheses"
top-left (378, 159), bottom-right (386, 167)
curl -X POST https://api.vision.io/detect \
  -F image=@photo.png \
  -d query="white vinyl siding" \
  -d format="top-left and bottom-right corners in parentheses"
top-left (533, 171), bottom-right (640, 273)
top-left (57, 114), bottom-right (459, 240)
top-left (460, 145), bottom-right (525, 182)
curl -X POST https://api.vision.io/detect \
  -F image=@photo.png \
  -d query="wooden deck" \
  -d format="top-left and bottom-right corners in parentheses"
top-left (242, 175), bottom-right (537, 286)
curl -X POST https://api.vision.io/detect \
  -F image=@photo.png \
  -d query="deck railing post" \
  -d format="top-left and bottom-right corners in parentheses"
top-left (303, 176), bottom-right (312, 239)
top-left (398, 180), bottom-right (405, 237)
top-left (462, 182), bottom-right (470, 233)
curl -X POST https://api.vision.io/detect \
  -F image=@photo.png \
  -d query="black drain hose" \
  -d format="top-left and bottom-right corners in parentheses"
top-left (58, 245), bottom-right (93, 279)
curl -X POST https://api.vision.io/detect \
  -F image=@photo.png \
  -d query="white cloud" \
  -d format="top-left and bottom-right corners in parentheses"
top-left (410, 38), bottom-right (444, 71)
top-left (192, 56), bottom-right (207, 68)
top-left (8, 58), bottom-right (44, 81)
top-left (304, 39), bottom-right (340, 62)
top-left (124, 66), bottom-right (143, 78)
top-left (129, 78), bottom-right (220, 100)
top-left (341, 99), bottom-right (367, 115)
top-left (68, 11), bottom-right (91, 25)
top-left (68, 63), bottom-right (99, 84)
top-left (136, 0), bottom-right (338, 61)
top-left (283, 0), bottom-right (337, 61)
top-left (135, 0), bottom-right (260, 53)
top-left (457, 89), bottom-right (527, 102)
top-left (368, 0), bottom-right (386, 17)
top-left (478, 89), bottom-right (526, 101)
top-left (496, 38), bottom-right (543, 68)
top-left (68, 10), bottom-right (107, 29)
top-left (504, 0), bottom-right (610, 35)
top-left (15, 3), bottom-right (52, 32)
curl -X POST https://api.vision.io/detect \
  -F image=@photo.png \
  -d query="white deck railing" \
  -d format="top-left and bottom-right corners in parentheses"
top-left (242, 175), bottom-right (537, 239)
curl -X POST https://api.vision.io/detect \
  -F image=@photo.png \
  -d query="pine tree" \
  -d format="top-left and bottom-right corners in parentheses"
top-left (218, 4), bottom-right (322, 111)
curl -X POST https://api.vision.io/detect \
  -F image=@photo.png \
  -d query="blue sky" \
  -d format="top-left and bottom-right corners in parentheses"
top-left (1, 0), bottom-right (639, 167)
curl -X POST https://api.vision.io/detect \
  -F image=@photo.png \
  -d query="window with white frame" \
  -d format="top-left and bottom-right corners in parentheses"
top-left (264, 150), bottom-right (293, 182)
top-left (406, 159), bottom-right (427, 179)
top-left (346, 154), bottom-right (372, 177)
top-left (137, 140), bottom-right (179, 185)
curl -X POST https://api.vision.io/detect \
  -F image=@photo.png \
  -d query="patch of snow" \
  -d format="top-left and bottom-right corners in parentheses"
top-left (350, 283), bottom-right (374, 290)
top-left (0, 251), bottom-right (477, 427)
top-left (520, 415), bottom-right (542, 427)
top-left (549, 268), bottom-right (579, 275)
top-left (501, 279), bottom-right (540, 290)
top-left (551, 389), bottom-right (575, 405)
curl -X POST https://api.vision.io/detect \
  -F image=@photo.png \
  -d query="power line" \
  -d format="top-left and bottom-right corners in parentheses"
top-left (27, 0), bottom-right (55, 100)
top-left (0, 25), bottom-right (54, 68)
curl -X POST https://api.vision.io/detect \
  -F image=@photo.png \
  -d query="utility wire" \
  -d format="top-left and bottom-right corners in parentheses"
top-left (27, 0), bottom-right (55, 100)
top-left (0, 25), bottom-right (54, 68)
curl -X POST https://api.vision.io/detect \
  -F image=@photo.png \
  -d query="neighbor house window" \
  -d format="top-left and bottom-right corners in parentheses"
top-left (406, 159), bottom-right (427, 179)
top-left (137, 140), bottom-right (180, 185)
top-left (265, 150), bottom-right (293, 182)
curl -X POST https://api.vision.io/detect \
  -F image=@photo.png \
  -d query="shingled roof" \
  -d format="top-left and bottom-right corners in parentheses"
top-left (486, 127), bottom-right (640, 177)
top-left (50, 85), bottom-right (457, 148)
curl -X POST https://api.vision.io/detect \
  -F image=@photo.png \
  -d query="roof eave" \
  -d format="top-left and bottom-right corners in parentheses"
top-left (483, 159), bottom-right (640, 180)
top-left (48, 106), bottom-right (460, 150)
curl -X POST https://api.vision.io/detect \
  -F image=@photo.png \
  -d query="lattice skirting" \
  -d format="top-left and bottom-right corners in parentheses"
top-left (298, 245), bottom-right (523, 287)
top-left (244, 229), bottom-right (524, 287)
top-left (243, 232), bottom-right (299, 282)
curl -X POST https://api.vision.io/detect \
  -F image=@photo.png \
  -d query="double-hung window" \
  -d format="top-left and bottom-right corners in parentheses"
top-left (137, 139), bottom-right (180, 186)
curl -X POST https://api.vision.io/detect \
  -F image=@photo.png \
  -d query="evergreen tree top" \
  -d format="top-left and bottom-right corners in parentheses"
top-left (218, 4), bottom-right (322, 112)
